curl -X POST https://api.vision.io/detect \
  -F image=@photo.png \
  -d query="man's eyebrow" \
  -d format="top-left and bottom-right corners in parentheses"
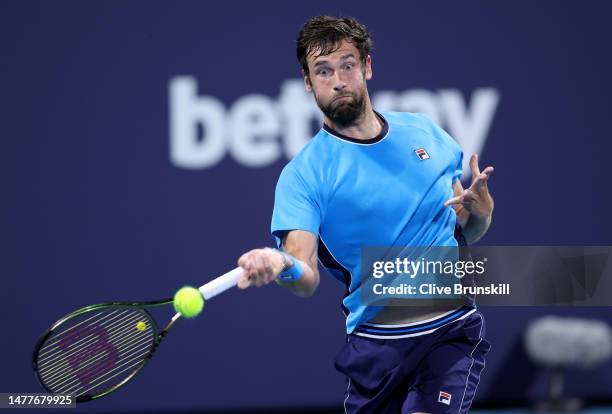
top-left (313, 53), bottom-right (357, 68)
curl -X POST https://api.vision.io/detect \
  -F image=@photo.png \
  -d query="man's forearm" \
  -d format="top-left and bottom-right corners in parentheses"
top-left (276, 259), bottom-right (319, 297)
top-left (462, 213), bottom-right (492, 244)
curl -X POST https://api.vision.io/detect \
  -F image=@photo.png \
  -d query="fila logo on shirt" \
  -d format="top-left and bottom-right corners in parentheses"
top-left (414, 148), bottom-right (430, 160)
top-left (438, 391), bottom-right (452, 406)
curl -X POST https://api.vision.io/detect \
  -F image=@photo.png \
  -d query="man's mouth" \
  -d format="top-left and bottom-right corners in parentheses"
top-left (333, 95), bottom-right (352, 102)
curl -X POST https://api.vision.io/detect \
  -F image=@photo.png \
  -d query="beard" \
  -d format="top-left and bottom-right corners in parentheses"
top-left (316, 89), bottom-right (366, 127)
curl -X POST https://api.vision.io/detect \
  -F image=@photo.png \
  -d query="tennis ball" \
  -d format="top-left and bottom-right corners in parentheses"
top-left (136, 321), bottom-right (146, 331)
top-left (173, 286), bottom-right (204, 318)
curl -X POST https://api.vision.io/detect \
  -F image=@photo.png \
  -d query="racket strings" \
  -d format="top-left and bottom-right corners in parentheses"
top-left (40, 313), bottom-right (154, 394)
top-left (37, 308), bottom-right (139, 359)
top-left (44, 324), bottom-right (153, 390)
top-left (63, 345), bottom-right (153, 396)
top-left (36, 307), bottom-right (157, 398)
top-left (59, 337), bottom-right (153, 395)
top-left (37, 310), bottom-right (121, 356)
top-left (39, 313), bottom-right (150, 387)
top-left (38, 310), bottom-right (141, 367)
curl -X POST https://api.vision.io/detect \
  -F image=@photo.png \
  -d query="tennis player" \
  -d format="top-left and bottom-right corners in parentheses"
top-left (236, 16), bottom-right (493, 414)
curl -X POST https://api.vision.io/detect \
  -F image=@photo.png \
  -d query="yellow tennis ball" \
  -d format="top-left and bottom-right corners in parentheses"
top-left (173, 286), bottom-right (204, 318)
top-left (136, 321), bottom-right (146, 331)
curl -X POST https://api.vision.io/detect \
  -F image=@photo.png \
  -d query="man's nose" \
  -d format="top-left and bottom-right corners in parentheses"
top-left (332, 72), bottom-right (347, 91)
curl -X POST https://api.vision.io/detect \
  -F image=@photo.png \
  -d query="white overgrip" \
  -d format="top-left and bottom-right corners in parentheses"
top-left (198, 267), bottom-right (243, 300)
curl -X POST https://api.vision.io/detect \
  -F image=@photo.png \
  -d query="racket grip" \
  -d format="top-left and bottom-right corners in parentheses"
top-left (198, 267), bottom-right (243, 300)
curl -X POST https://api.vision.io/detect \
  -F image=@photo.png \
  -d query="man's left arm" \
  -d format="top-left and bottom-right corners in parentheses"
top-left (444, 154), bottom-right (494, 244)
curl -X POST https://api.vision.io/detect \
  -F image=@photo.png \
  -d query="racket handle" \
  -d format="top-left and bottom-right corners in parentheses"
top-left (198, 267), bottom-right (243, 300)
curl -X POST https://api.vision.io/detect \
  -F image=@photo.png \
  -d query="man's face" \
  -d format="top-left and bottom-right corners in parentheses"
top-left (304, 40), bottom-right (372, 126)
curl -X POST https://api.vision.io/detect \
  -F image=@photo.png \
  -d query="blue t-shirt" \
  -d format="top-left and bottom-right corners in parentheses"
top-left (271, 111), bottom-right (464, 334)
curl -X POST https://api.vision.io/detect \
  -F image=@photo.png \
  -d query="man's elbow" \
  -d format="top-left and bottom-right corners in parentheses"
top-left (296, 289), bottom-right (316, 298)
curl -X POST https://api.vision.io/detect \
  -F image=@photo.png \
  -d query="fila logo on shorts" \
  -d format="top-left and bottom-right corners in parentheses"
top-left (438, 391), bottom-right (452, 406)
top-left (414, 148), bottom-right (430, 160)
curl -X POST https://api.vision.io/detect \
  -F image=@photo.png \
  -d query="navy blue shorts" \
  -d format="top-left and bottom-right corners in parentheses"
top-left (334, 311), bottom-right (490, 413)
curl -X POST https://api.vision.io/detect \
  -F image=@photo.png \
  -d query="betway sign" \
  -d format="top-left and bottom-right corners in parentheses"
top-left (169, 76), bottom-right (500, 177)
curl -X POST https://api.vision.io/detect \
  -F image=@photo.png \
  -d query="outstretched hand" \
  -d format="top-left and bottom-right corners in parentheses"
top-left (444, 154), bottom-right (494, 218)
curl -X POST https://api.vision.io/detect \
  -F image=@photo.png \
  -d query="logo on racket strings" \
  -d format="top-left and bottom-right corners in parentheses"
top-left (58, 325), bottom-right (119, 386)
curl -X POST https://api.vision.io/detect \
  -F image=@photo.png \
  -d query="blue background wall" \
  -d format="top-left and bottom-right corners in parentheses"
top-left (2, 1), bottom-right (611, 411)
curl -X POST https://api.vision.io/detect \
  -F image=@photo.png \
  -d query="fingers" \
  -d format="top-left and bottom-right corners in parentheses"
top-left (444, 194), bottom-right (464, 207)
top-left (470, 166), bottom-right (494, 194)
top-left (237, 252), bottom-right (253, 289)
top-left (470, 173), bottom-right (489, 192)
top-left (469, 154), bottom-right (481, 181)
top-left (446, 155), bottom-right (495, 217)
top-left (444, 189), bottom-right (476, 207)
top-left (469, 154), bottom-right (495, 179)
top-left (237, 273), bottom-right (252, 289)
top-left (236, 248), bottom-right (282, 290)
top-left (467, 152), bottom-right (494, 194)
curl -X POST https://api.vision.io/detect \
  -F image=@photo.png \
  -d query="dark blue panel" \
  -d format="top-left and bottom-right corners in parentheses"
top-left (2, 0), bottom-right (611, 411)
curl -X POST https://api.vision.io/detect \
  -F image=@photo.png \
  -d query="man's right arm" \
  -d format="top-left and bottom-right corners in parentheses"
top-left (236, 230), bottom-right (320, 297)
top-left (276, 230), bottom-right (320, 297)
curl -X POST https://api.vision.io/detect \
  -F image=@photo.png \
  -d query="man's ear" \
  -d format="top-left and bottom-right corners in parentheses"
top-left (364, 55), bottom-right (372, 81)
top-left (303, 70), bottom-right (313, 93)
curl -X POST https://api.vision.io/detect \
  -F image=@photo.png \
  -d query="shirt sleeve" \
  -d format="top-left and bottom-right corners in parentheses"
top-left (270, 163), bottom-right (321, 248)
top-left (450, 145), bottom-right (464, 183)
top-left (419, 114), bottom-right (464, 183)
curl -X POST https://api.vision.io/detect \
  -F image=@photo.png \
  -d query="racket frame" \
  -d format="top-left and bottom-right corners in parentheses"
top-left (32, 266), bottom-right (242, 402)
top-left (32, 298), bottom-right (177, 403)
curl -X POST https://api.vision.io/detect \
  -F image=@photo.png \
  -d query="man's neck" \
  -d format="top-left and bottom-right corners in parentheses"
top-left (324, 103), bottom-right (383, 141)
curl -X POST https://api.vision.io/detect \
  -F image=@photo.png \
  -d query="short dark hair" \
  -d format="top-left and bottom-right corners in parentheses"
top-left (296, 16), bottom-right (373, 75)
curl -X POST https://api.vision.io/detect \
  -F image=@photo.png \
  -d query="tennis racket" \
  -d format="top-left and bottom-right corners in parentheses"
top-left (32, 267), bottom-right (243, 402)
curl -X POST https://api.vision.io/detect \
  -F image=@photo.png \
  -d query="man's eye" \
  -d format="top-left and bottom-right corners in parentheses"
top-left (319, 70), bottom-right (329, 76)
top-left (345, 64), bottom-right (353, 70)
